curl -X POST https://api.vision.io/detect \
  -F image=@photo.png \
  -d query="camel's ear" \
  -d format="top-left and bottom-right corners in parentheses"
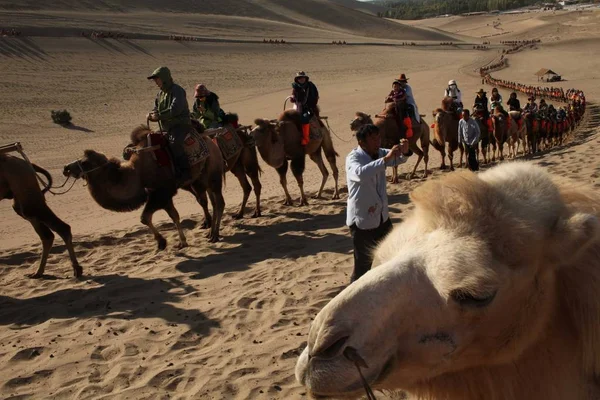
top-left (548, 213), bottom-right (600, 267)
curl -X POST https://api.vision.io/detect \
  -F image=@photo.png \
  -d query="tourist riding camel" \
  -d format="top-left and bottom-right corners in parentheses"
top-left (289, 71), bottom-right (319, 146)
top-left (147, 66), bottom-right (193, 187)
top-left (192, 83), bottom-right (224, 129)
top-left (384, 79), bottom-right (411, 140)
top-left (473, 88), bottom-right (489, 119)
top-left (489, 87), bottom-right (503, 111)
top-left (444, 79), bottom-right (463, 111)
top-left (507, 91), bottom-right (521, 112)
top-left (397, 73), bottom-right (420, 123)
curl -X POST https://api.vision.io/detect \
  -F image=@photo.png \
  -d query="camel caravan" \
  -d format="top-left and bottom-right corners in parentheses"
top-left (0, 63), bottom-right (588, 278)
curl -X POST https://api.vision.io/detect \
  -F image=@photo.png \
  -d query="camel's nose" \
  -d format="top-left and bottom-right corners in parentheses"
top-left (310, 334), bottom-right (350, 361)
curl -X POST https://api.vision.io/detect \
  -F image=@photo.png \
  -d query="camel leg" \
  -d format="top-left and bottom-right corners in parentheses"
top-left (407, 144), bottom-right (424, 180)
top-left (447, 143), bottom-right (455, 171)
top-left (230, 161), bottom-right (252, 220)
top-left (325, 153), bottom-right (339, 200)
top-left (38, 207), bottom-right (82, 278)
top-left (291, 156), bottom-right (308, 206)
top-left (164, 198), bottom-right (188, 249)
top-left (27, 219), bottom-right (53, 279)
top-left (244, 152), bottom-right (262, 218)
top-left (187, 183), bottom-right (211, 229)
top-left (309, 150), bottom-right (329, 199)
top-left (206, 188), bottom-right (225, 243)
top-left (140, 191), bottom-right (170, 251)
top-left (276, 161), bottom-right (294, 206)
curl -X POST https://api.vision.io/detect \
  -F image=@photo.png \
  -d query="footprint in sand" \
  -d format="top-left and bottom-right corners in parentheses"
top-left (4, 370), bottom-right (54, 388)
top-left (10, 346), bottom-right (44, 361)
top-left (236, 296), bottom-right (257, 309)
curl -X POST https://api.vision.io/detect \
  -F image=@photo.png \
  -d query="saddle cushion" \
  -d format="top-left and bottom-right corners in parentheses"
top-left (147, 133), bottom-right (171, 167)
top-left (183, 131), bottom-right (210, 166)
top-left (212, 126), bottom-right (243, 160)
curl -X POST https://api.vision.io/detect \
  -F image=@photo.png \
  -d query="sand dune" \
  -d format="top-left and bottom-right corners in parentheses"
top-left (0, 6), bottom-right (599, 400)
top-left (0, 0), bottom-right (455, 42)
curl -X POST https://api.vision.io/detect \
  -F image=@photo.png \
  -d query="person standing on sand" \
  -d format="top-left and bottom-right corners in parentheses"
top-left (147, 66), bottom-right (192, 187)
top-left (346, 124), bottom-right (410, 283)
top-left (458, 109), bottom-right (481, 172)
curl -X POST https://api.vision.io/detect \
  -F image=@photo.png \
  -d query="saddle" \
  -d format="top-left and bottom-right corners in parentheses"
top-left (123, 128), bottom-right (210, 171)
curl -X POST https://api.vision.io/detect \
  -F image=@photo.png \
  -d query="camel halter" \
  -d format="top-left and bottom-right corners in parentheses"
top-left (344, 347), bottom-right (378, 400)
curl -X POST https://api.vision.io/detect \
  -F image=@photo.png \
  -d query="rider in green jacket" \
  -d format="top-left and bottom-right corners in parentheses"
top-left (147, 66), bottom-right (192, 186)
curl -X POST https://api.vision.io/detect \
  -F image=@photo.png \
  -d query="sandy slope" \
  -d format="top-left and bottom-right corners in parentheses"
top-left (0, 0), bottom-right (455, 42)
top-left (0, 7), bottom-right (599, 400)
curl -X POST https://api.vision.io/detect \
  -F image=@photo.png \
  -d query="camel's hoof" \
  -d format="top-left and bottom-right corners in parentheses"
top-left (440, 164), bottom-right (448, 170)
top-left (232, 213), bottom-right (244, 220)
top-left (282, 199), bottom-right (293, 206)
top-left (206, 234), bottom-right (220, 243)
top-left (176, 242), bottom-right (188, 250)
top-left (332, 194), bottom-right (340, 200)
top-left (157, 237), bottom-right (167, 251)
top-left (450, 167), bottom-right (455, 171)
top-left (251, 211), bottom-right (262, 218)
top-left (74, 265), bottom-right (83, 278)
top-left (312, 194), bottom-right (325, 200)
top-left (406, 173), bottom-right (414, 180)
top-left (27, 272), bottom-right (44, 279)
top-left (200, 220), bottom-right (210, 229)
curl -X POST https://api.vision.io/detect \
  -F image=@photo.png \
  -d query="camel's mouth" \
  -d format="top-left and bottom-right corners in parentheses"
top-left (304, 354), bottom-right (395, 398)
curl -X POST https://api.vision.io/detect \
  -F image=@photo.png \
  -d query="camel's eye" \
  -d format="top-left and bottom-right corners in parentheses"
top-left (450, 290), bottom-right (496, 308)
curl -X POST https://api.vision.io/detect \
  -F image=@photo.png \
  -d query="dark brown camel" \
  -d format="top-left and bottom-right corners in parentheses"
top-left (1, 153), bottom-right (81, 278)
top-left (63, 126), bottom-right (225, 249)
top-left (251, 110), bottom-right (339, 206)
top-left (350, 106), bottom-right (430, 180)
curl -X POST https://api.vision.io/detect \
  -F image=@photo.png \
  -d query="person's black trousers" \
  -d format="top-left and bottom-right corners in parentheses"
top-left (349, 218), bottom-right (393, 283)
top-left (466, 144), bottom-right (479, 171)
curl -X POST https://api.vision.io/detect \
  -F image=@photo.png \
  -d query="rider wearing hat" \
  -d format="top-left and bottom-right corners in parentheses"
top-left (397, 73), bottom-right (420, 123)
top-left (290, 71), bottom-right (320, 146)
top-left (507, 92), bottom-right (521, 112)
top-left (474, 88), bottom-right (490, 119)
top-left (147, 66), bottom-right (192, 187)
top-left (524, 96), bottom-right (538, 114)
top-left (192, 84), bottom-right (223, 129)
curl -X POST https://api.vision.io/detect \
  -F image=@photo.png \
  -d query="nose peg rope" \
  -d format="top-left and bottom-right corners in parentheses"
top-left (344, 347), bottom-right (378, 400)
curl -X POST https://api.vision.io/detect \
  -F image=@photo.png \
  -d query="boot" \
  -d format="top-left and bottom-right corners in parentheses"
top-left (301, 124), bottom-right (310, 146)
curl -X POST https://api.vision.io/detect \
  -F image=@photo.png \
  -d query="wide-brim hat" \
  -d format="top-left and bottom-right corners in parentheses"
top-left (194, 83), bottom-right (210, 98)
top-left (397, 73), bottom-right (409, 82)
top-left (294, 71), bottom-right (309, 82)
top-left (476, 88), bottom-right (486, 95)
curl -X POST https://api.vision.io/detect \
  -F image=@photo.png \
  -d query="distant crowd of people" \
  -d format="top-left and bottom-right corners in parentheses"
top-left (81, 31), bottom-right (128, 39)
top-left (169, 35), bottom-right (197, 41)
top-left (500, 40), bottom-right (541, 45)
top-left (479, 57), bottom-right (508, 75)
top-left (1, 28), bottom-right (21, 37)
top-left (473, 45), bottom-right (490, 50)
top-left (483, 75), bottom-right (585, 105)
top-left (440, 42), bottom-right (455, 46)
top-left (263, 39), bottom-right (288, 44)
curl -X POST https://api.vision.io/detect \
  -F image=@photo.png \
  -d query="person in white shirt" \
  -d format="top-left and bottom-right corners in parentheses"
top-left (458, 109), bottom-right (481, 171)
top-left (346, 124), bottom-right (410, 282)
top-left (444, 79), bottom-right (463, 110)
top-left (397, 73), bottom-right (420, 123)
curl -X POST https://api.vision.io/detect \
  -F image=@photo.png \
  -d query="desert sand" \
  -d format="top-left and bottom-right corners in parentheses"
top-left (0, 2), bottom-right (599, 399)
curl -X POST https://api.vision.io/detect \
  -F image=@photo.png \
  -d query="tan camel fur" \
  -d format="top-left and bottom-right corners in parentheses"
top-left (1, 154), bottom-right (81, 278)
top-left (296, 162), bottom-right (600, 400)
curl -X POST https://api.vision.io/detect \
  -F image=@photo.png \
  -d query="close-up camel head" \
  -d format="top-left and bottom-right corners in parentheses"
top-left (63, 150), bottom-right (110, 179)
top-left (296, 162), bottom-right (600, 400)
top-left (349, 112), bottom-right (371, 132)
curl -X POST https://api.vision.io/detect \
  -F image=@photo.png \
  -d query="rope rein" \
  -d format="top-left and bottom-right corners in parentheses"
top-left (344, 347), bottom-right (378, 400)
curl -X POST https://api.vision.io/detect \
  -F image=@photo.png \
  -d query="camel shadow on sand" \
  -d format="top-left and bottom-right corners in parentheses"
top-left (0, 274), bottom-right (220, 334)
top-left (176, 190), bottom-right (410, 281)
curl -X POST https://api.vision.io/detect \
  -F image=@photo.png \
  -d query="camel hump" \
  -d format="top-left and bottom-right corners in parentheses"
top-left (279, 109), bottom-right (302, 132)
top-left (130, 125), bottom-right (153, 146)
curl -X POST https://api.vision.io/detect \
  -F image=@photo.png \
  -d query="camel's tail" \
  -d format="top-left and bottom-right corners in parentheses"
top-left (32, 163), bottom-right (53, 195)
